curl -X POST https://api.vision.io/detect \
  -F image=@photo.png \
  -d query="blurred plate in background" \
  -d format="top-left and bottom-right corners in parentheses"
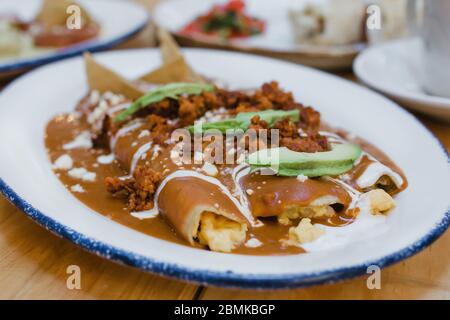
top-left (154, 0), bottom-right (365, 70)
top-left (354, 38), bottom-right (450, 122)
top-left (0, 0), bottom-right (148, 78)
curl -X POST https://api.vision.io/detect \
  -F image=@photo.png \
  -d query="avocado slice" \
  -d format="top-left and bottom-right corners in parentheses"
top-left (247, 143), bottom-right (362, 177)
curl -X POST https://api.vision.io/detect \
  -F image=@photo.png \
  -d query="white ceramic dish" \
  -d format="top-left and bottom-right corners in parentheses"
top-left (153, 0), bottom-right (364, 70)
top-left (0, 48), bottom-right (449, 289)
top-left (354, 38), bottom-right (450, 122)
top-left (0, 0), bottom-right (148, 76)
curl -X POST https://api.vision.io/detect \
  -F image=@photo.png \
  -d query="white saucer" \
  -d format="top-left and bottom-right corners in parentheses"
top-left (354, 38), bottom-right (450, 122)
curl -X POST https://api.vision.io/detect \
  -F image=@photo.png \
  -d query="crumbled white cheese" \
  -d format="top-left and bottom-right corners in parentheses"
top-left (63, 131), bottom-right (93, 150)
top-left (151, 145), bottom-right (162, 160)
top-left (87, 99), bottom-right (108, 124)
top-left (245, 237), bottom-right (263, 248)
top-left (236, 153), bottom-right (246, 164)
top-left (202, 162), bottom-right (219, 176)
top-left (103, 91), bottom-right (124, 105)
top-left (194, 151), bottom-right (204, 162)
top-left (167, 118), bottom-right (179, 126)
top-left (68, 167), bottom-right (96, 182)
top-left (298, 128), bottom-right (308, 137)
top-left (89, 90), bottom-right (100, 105)
top-left (288, 218), bottom-right (325, 245)
top-left (296, 174), bottom-right (308, 182)
top-left (360, 189), bottom-right (396, 215)
top-left (53, 154), bottom-right (73, 170)
top-left (97, 153), bottom-right (115, 165)
top-left (170, 149), bottom-right (182, 165)
top-left (246, 189), bottom-right (254, 196)
top-left (227, 148), bottom-right (236, 156)
top-left (70, 184), bottom-right (85, 193)
top-left (138, 130), bottom-right (150, 139)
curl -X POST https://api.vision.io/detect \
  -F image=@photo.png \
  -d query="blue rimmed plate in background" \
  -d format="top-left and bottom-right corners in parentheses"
top-left (0, 0), bottom-right (148, 78)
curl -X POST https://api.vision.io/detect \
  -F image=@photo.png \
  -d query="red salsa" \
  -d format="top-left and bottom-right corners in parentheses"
top-left (180, 0), bottom-right (265, 40)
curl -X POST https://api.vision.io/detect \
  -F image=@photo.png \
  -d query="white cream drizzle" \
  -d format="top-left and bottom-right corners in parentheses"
top-left (109, 120), bottom-right (144, 151)
top-left (323, 176), bottom-right (361, 211)
top-left (131, 169), bottom-right (259, 226)
top-left (63, 131), bottom-right (93, 150)
top-left (106, 102), bottom-right (130, 117)
top-left (357, 161), bottom-right (403, 189)
top-left (319, 131), bottom-right (345, 143)
top-left (320, 130), bottom-right (404, 189)
top-left (129, 142), bottom-right (152, 176)
top-left (125, 129), bottom-right (402, 233)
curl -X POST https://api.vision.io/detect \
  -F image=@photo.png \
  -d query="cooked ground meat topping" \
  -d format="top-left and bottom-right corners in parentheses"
top-left (84, 81), bottom-right (332, 211)
top-left (105, 165), bottom-right (162, 212)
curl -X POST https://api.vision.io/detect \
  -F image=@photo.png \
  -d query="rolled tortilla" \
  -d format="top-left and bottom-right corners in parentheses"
top-left (356, 161), bottom-right (404, 194)
top-left (347, 155), bottom-right (406, 195)
top-left (102, 121), bottom-right (248, 252)
top-left (156, 176), bottom-right (248, 252)
top-left (239, 173), bottom-right (351, 225)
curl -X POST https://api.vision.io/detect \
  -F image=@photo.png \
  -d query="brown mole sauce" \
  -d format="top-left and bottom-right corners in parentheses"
top-left (45, 114), bottom-right (406, 256)
top-left (46, 114), bottom-right (304, 255)
top-left (328, 127), bottom-right (408, 195)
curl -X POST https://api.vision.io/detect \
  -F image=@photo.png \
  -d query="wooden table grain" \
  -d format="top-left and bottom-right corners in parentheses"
top-left (0, 0), bottom-right (449, 300)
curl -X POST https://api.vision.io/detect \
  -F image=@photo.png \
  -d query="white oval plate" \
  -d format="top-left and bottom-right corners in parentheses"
top-left (0, 48), bottom-right (449, 289)
top-left (153, 0), bottom-right (364, 70)
top-left (0, 0), bottom-right (148, 75)
top-left (354, 38), bottom-right (450, 122)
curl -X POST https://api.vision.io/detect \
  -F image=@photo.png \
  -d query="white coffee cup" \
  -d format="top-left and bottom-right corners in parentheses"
top-left (408, 0), bottom-right (450, 98)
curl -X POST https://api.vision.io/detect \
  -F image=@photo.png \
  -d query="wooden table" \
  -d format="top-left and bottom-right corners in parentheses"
top-left (1, 1), bottom-right (449, 300)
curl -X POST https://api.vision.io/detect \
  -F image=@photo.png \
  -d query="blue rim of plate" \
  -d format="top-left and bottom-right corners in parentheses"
top-left (0, 15), bottom-right (149, 73)
top-left (0, 66), bottom-right (449, 290)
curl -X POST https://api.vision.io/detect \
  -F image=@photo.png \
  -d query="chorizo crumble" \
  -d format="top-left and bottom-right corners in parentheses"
top-left (84, 81), bottom-right (330, 211)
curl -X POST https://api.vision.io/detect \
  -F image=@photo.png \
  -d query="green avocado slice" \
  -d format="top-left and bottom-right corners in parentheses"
top-left (247, 143), bottom-right (362, 177)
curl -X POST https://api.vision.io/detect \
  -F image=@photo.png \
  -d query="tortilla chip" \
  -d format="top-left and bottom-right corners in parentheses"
top-left (158, 28), bottom-right (183, 64)
top-left (84, 52), bottom-right (144, 99)
top-left (35, 0), bottom-right (92, 28)
top-left (139, 28), bottom-right (205, 84)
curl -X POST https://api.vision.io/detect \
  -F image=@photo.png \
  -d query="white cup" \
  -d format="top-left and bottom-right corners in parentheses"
top-left (408, 0), bottom-right (450, 98)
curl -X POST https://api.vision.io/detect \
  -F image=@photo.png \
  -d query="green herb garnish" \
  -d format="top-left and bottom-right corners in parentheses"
top-left (114, 82), bottom-right (215, 123)
top-left (235, 109), bottom-right (299, 125)
top-left (188, 109), bottom-right (300, 134)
